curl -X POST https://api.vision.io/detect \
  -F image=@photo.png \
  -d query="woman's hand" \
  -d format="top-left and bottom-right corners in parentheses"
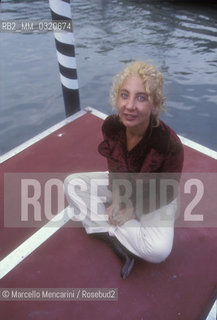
top-left (106, 204), bottom-right (136, 226)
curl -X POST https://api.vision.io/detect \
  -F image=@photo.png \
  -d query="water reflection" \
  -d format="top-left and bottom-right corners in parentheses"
top-left (0, 0), bottom-right (217, 153)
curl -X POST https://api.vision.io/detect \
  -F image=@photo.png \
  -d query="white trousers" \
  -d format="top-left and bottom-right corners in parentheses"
top-left (64, 172), bottom-right (177, 263)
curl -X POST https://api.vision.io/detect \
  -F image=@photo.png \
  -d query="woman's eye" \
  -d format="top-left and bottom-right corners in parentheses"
top-left (120, 93), bottom-right (128, 99)
top-left (137, 95), bottom-right (146, 102)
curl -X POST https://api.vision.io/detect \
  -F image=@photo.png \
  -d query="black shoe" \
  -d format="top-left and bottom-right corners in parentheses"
top-left (90, 232), bottom-right (135, 279)
top-left (106, 235), bottom-right (135, 279)
top-left (121, 255), bottom-right (135, 280)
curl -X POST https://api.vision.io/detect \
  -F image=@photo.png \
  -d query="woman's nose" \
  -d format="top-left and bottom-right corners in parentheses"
top-left (126, 97), bottom-right (136, 110)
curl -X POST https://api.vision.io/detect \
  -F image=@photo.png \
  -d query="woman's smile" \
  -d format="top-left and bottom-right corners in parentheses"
top-left (123, 113), bottom-right (138, 121)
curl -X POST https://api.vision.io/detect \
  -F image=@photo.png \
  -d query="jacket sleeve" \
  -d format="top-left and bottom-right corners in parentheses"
top-left (155, 134), bottom-right (184, 208)
top-left (134, 129), bottom-right (184, 215)
top-left (161, 134), bottom-right (184, 174)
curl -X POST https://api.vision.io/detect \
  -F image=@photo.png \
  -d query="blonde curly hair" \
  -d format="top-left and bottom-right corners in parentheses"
top-left (110, 61), bottom-right (165, 126)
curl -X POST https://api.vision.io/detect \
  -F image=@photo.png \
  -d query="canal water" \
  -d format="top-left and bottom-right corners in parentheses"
top-left (1, 0), bottom-right (217, 154)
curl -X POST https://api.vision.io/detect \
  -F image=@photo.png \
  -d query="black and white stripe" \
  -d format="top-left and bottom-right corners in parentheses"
top-left (49, 0), bottom-right (80, 116)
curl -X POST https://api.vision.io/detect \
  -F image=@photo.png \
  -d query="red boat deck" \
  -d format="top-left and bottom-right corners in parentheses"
top-left (0, 109), bottom-right (217, 320)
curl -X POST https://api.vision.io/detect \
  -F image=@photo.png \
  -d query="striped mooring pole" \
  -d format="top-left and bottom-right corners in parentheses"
top-left (49, 0), bottom-right (80, 117)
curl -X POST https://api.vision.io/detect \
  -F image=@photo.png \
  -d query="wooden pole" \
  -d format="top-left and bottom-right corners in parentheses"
top-left (49, 0), bottom-right (80, 117)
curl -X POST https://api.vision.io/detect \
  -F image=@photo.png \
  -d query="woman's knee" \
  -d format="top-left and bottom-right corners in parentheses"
top-left (139, 234), bottom-right (174, 263)
top-left (64, 172), bottom-right (107, 188)
top-left (64, 172), bottom-right (84, 186)
top-left (64, 172), bottom-right (91, 192)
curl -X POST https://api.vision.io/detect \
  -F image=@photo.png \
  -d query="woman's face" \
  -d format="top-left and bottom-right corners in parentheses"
top-left (118, 75), bottom-right (155, 134)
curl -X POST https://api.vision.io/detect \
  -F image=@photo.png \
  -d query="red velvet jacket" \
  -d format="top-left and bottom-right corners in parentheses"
top-left (98, 115), bottom-right (184, 212)
top-left (98, 114), bottom-right (184, 174)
